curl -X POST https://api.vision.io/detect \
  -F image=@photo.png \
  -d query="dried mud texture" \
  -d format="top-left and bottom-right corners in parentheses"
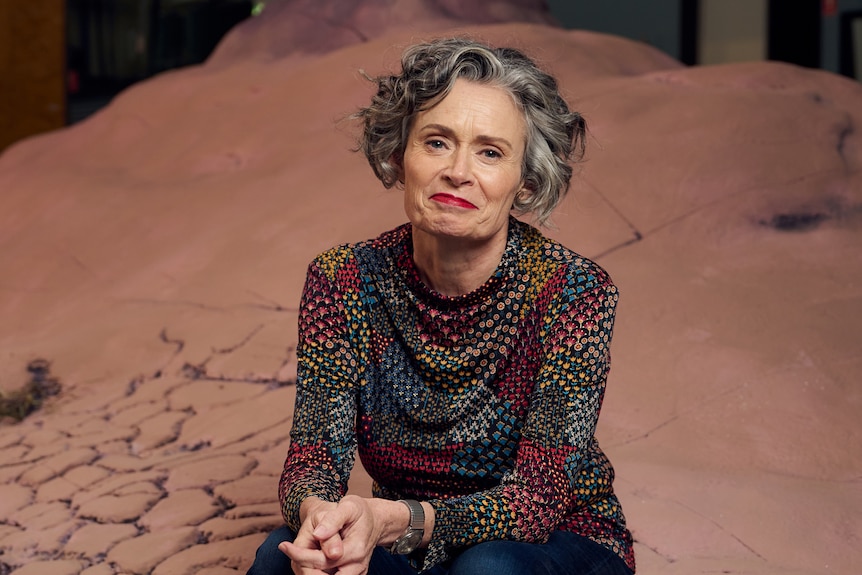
top-left (1, 1), bottom-right (861, 573)
top-left (0, 332), bottom-right (363, 574)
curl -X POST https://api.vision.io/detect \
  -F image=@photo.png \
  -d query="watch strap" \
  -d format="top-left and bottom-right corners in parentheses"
top-left (390, 499), bottom-right (425, 554)
top-left (400, 499), bottom-right (425, 530)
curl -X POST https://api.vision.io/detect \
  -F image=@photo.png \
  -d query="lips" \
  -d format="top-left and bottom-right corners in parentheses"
top-left (430, 193), bottom-right (478, 209)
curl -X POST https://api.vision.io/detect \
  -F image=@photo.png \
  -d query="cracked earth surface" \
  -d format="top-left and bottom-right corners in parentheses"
top-left (0, 336), bottom-right (298, 574)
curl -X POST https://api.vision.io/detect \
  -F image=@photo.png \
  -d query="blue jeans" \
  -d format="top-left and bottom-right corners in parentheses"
top-left (247, 525), bottom-right (633, 575)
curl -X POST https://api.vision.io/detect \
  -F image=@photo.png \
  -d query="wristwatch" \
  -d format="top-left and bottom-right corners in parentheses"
top-left (390, 499), bottom-right (425, 555)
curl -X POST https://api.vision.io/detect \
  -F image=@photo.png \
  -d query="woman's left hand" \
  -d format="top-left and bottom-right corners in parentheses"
top-left (279, 495), bottom-right (383, 575)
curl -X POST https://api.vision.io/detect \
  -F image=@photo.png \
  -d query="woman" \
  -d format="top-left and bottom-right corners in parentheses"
top-left (248, 37), bottom-right (635, 575)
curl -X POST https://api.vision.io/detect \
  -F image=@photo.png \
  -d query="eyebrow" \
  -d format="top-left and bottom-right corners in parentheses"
top-left (417, 123), bottom-right (514, 150)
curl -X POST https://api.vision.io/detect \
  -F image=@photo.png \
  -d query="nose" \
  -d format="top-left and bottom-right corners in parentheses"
top-left (443, 148), bottom-right (473, 187)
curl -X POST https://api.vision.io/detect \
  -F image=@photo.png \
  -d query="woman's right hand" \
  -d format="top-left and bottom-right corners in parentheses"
top-left (279, 497), bottom-right (340, 574)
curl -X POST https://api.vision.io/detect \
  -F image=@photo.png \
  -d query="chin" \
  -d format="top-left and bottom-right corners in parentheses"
top-left (419, 217), bottom-right (475, 238)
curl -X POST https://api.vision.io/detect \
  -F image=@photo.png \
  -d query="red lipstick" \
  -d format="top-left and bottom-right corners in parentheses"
top-left (430, 193), bottom-right (478, 209)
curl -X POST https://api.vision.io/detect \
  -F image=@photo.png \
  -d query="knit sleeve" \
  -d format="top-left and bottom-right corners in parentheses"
top-left (279, 257), bottom-right (360, 530)
top-left (415, 264), bottom-right (620, 571)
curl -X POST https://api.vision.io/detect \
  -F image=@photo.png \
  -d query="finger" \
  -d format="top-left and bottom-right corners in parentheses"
top-left (316, 496), bottom-right (367, 538)
top-left (332, 561), bottom-right (369, 575)
top-left (279, 541), bottom-right (334, 570)
top-left (315, 529), bottom-right (344, 562)
top-left (294, 564), bottom-right (335, 575)
top-left (311, 508), bottom-right (351, 541)
top-left (290, 528), bottom-right (320, 550)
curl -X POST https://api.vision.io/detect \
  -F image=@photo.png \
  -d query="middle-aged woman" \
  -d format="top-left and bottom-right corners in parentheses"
top-left (247, 37), bottom-right (635, 575)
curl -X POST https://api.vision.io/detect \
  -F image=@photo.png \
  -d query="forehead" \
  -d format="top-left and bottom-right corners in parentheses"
top-left (415, 80), bottom-right (526, 140)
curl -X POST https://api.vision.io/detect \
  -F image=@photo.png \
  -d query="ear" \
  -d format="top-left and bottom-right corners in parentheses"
top-left (515, 184), bottom-right (534, 205)
top-left (389, 153), bottom-right (405, 186)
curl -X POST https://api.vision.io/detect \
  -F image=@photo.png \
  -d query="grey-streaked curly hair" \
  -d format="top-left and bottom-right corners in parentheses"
top-left (354, 37), bottom-right (586, 226)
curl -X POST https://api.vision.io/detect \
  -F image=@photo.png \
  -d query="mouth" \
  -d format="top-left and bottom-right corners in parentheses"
top-left (430, 193), bottom-right (478, 210)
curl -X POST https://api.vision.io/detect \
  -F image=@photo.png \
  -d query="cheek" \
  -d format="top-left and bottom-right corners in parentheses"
top-left (403, 154), bottom-right (434, 183)
top-left (402, 183), bottom-right (425, 218)
top-left (403, 162), bottom-right (435, 199)
top-left (490, 175), bottom-right (523, 208)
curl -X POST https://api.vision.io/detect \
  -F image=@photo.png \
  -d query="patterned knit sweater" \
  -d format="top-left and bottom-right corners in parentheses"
top-left (279, 218), bottom-right (635, 572)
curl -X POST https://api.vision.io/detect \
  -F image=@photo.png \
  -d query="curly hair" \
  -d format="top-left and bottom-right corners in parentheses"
top-left (354, 37), bottom-right (586, 225)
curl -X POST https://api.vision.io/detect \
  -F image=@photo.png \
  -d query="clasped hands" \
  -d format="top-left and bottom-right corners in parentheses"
top-left (278, 495), bottom-right (387, 575)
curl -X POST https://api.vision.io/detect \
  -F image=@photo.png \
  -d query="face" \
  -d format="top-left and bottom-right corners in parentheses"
top-left (401, 79), bottom-right (528, 245)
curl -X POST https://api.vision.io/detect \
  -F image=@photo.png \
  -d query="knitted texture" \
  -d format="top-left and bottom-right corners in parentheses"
top-left (279, 218), bottom-right (634, 572)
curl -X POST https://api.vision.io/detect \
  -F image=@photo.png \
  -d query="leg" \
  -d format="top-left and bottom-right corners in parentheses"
top-left (246, 525), bottom-right (295, 574)
top-left (449, 531), bottom-right (633, 575)
top-left (246, 525), bottom-right (442, 575)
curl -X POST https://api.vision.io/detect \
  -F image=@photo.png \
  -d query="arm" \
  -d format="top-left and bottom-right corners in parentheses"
top-left (279, 259), bottom-right (360, 529)
top-left (279, 257), bottom-right (438, 574)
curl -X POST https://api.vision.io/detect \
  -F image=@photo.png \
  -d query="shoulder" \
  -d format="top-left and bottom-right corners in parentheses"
top-left (513, 219), bottom-right (617, 298)
top-left (308, 224), bottom-right (410, 281)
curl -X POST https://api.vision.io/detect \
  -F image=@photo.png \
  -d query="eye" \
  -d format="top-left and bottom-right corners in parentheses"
top-left (425, 139), bottom-right (446, 150)
top-left (481, 148), bottom-right (502, 159)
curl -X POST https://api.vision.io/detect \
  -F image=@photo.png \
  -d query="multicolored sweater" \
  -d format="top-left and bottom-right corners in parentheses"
top-left (279, 218), bottom-right (635, 572)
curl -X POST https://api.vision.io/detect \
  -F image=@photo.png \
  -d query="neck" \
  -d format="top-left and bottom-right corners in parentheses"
top-left (411, 225), bottom-right (509, 297)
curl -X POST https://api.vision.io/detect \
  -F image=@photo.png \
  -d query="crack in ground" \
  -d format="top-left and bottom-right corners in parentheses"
top-left (169, 324), bottom-right (295, 387)
top-left (614, 414), bottom-right (681, 448)
top-left (633, 538), bottom-right (676, 564)
top-left (212, 324), bottom-right (264, 355)
top-left (116, 298), bottom-right (226, 312)
top-left (244, 289), bottom-right (298, 313)
top-left (592, 165), bottom-right (851, 259)
top-left (58, 247), bottom-right (98, 279)
top-left (179, 364), bottom-right (293, 387)
top-left (612, 383), bottom-right (746, 448)
top-left (159, 329), bottom-right (185, 356)
top-left (674, 499), bottom-right (767, 562)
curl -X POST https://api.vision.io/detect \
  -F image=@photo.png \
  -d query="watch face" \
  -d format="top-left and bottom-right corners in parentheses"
top-left (392, 530), bottom-right (423, 554)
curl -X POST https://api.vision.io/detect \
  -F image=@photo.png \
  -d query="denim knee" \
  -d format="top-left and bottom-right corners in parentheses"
top-left (246, 525), bottom-right (296, 575)
top-left (448, 532), bottom-right (633, 575)
top-left (450, 540), bottom-right (550, 575)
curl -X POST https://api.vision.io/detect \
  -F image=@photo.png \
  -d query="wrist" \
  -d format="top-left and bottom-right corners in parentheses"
top-left (389, 499), bottom-right (425, 554)
top-left (366, 498), bottom-right (408, 546)
top-left (298, 496), bottom-right (326, 524)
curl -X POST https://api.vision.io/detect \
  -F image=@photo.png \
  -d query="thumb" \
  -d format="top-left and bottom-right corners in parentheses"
top-left (312, 514), bottom-right (343, 540)
top-left (312, 498), bottom-right (360, 540)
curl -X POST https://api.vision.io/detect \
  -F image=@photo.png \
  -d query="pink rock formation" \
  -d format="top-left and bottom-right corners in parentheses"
top-left (0, 1), bottom-right (860, 573)
top-left (208, 0), bottom-right (557, 61)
